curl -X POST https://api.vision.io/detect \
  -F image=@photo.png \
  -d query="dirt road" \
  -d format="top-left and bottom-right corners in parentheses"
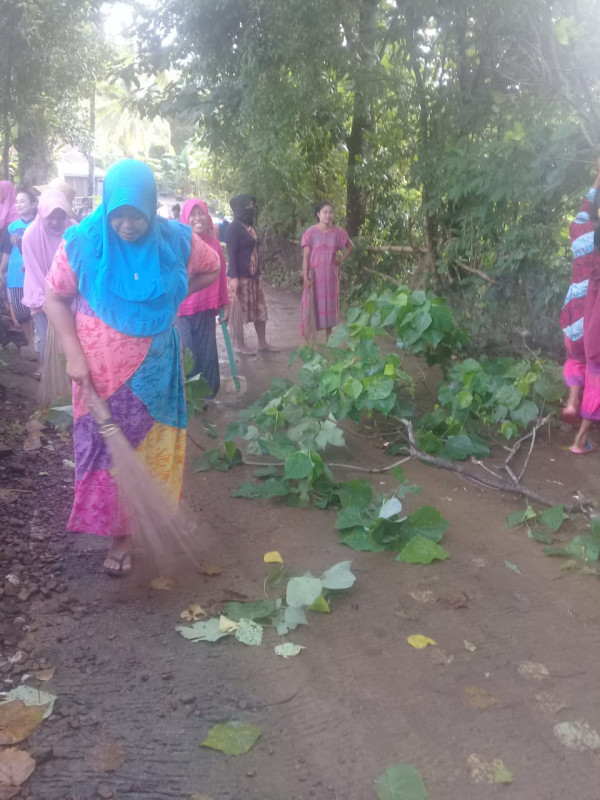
top-left (2, 285), bottom-right (600, 800)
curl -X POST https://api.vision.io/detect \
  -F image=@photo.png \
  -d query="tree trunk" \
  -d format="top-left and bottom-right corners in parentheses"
top-left (344, 0), bottom-right (378, 239)
top-left (87, 87), bottom-right (96, 196)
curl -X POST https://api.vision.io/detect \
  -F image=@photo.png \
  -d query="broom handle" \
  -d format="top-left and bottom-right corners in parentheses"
top-left (85, 388), bottom-right (116, 430)
top-left (218, 308), bottom-right (241, 392)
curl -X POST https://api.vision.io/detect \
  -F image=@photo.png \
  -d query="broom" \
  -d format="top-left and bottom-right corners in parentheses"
top-left (85, 389), bottom-right (203, 572)
top-left (38, 323), bottom-right (72, 408)
top-left (227, 291), bottom-right (245, 352)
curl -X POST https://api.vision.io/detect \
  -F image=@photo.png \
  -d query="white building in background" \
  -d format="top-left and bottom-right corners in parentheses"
top-left (55, 146), bottom-right (105, 199)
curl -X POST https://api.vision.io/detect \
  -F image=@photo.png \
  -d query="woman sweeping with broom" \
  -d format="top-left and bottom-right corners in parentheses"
top-left (45, 160), bottom-right (220, 576)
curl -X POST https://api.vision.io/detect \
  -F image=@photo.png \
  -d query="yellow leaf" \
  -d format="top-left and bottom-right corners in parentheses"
top-left (463, 640), bottom-right (477, 652)
top-left (309, 595), bottom-right (330, 613)
top-left (407, 634), bottom-right (436, 649)
top-left (150, 577), bottom-right (174, 591)
top-left (219, 615), bottom-right (239, 633)
top-left (180, 604), bottom-right (207, 622)
top-left (200, 563), bottom-right (221, 576)
top-left (263, 551), bottom-right (283, 564)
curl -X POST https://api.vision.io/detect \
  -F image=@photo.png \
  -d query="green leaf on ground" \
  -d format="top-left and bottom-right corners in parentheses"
top-left (445, 434), bottom-right (489, 460)
top-left (396, 536), bottom-right (450, 564)
top-left (545, 534), bottom-right (600, 562)
top-left (235, 618), bottom-right (264, 646)
top-left (222, 599), bottom-right (278, 622)
top-left (286, 575), bottom-right (323, 608)
top-left (504, 560), bottom-right (521, 574)
top-left (309, 594), bottom-right (330, 612)
top-left (378, 497), bottom-right (403, 519)
top-left (376, 764), bottom-right (429, 799)
top-left (339, 527), bottom-right (387, 552)
top-left (528, 529), bottom-right (554, 544)
top-left (335, 506), bottom-right (372, 530)
top-left (505, 506), bottom-right (537, 529)
top-left (283, 451), bottom-right (314, 480)
top-left (539, 505), bottom-right (564, 532)
top-left (320, 561), bottom-right (356, 590)
top-left (337, 480), bottom-right (373, 509)
top-left (175, 619), bottom-right (230, 642)
top-left (400, 506), bottom-right (449, 542)
top-left (201, 722), bottom-right (262, 755)
top-left (254, 466), bottom-right (281, 478)
top-left (1, 686), bottom-right (57, 719)
top-left (274, 643), bottom-right (305, 659)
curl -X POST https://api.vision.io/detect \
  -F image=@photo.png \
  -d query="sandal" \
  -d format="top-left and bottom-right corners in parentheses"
top-left (570, 442), bottom-right (597, 456)
top-left (103, 551), bottom-right (132, 577)
top-left (234, 348), bottom-right (257, 356)
top-left (258, 344), bottom-right (279, 352)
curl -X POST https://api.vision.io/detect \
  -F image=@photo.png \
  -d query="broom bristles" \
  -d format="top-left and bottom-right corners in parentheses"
top-left (87, 392), bottom-right (204, 571)
top-left (228, 293), bottom-right (245, 350)
top-left (38, 323), bottom-right (72, 408)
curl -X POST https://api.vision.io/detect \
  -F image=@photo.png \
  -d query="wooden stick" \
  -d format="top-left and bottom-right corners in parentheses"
top-left (455, 262), bottom-right (498, 285)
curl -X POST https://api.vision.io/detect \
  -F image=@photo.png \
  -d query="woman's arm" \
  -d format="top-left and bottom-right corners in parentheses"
top-left (186, 231), bottom-right (220, 296)
top-left (45, 287), bottom-right (92, 390)
top-left (338, 239), bottom-right (354, 265)
top-left (302, 245), bottom-right (312, 289)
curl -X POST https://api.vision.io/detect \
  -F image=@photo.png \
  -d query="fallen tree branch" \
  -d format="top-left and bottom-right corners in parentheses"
top-left (396, 418), bottom-right (594, 515)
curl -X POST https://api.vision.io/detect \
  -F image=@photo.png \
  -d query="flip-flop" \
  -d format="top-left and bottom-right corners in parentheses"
top-left (561, 408), bottom-right (581, 425)
top-left (258, 344), bottom-right (279, 352)
top-left (570, 442), bottom-right (597, 455)
top-left (103, 552), bottom-right (132, 577)
top-left (234, 348), bottom-right (257, 356)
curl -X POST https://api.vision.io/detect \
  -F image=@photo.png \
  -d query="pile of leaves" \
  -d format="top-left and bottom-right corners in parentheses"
top-left (506, 505), bottom-right (600, 570)
top-left (176, 558), bottom-right (357, 647)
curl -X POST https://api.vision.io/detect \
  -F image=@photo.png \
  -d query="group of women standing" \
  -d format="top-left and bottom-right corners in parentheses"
top-left (0, 181), bottom-right (76, 368)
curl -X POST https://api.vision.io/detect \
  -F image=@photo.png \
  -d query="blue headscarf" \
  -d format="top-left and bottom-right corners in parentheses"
top-left (63, 159), bottom-right (191, 337)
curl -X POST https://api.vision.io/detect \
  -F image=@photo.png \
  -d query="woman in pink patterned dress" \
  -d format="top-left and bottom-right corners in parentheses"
top-left (300, 202), bottom-right (354, 342)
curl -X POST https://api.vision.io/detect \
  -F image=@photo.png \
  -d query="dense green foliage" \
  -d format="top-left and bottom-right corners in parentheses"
top-left (133, 0), bottom-right (600, 350)
top-left (0, 0), bottom-right (108, 183)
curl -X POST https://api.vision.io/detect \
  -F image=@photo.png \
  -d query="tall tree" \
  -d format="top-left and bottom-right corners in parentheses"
top-left (0, 0), bottom-right (106, 183)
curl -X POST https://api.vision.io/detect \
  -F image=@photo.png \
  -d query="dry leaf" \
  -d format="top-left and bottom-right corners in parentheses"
top-left (32, 668), bottom-right (55, 682)
top-left (0, 701), bottom-right (46, 745)
top-left (86, 740), bottom-right (127, 772)
top-left (467, 754), bottom-right (513, 783)
top-left (429, 648), bottom-right (454, 665)
top-left (463, 686), bottom-right (498, 710)
top-left (263, 551), bottom-right (283, 564)
top-left (463, 640), bottom-right (477, 652)
top-left (180, 604), bottom-right (207, 622)
top-left (443, 591), bottom-right (470, 609)
top-left (150, 577), bottom-right (174, 591)
top-left (408, 590), bottom-right (436, 604)
top-left (191, 795), bottom-right (215, 800)
top-left (535, 692), bottom-right (567, 715)
top-left (200, 563), bottom-right (221, 576)
top-left (218, 615), bottom-right (239, 633)
top-left (0, 748), bottom-right (36, 797)
top-left (407, 634), bottom-right (436, 649)
top-left (517, 661), bottom-right (549, 680)
top-left (0, 489), bottom-right (20, 505)
top-left (554, 721), bottom-right (600, 751)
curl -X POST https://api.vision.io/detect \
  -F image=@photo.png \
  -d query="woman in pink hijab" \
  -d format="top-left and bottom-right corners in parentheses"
top-left (22, 189), bottom-right (76, 365)
top-left (176, 198), bottom-right (229, 397)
